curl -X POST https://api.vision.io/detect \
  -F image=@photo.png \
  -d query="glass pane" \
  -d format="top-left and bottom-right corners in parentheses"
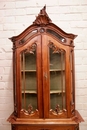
top-left (19, 30), bottom-right (37, 44)
top-left (47, 29), bottom-right (66, 43)
top-left (20, 45), bottom-right (37, 111)
top-left (49, 47), bottom-right (66, 113)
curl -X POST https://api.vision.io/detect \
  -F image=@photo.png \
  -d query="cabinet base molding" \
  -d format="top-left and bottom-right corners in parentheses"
top-left (8, 110), bottom-right (83, 130)
top-left (11, 124), bottom-right (79, 130)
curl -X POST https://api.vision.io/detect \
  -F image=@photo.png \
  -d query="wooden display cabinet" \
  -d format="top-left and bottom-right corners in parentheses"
top-left (8, 6), bottom-right (84, 130)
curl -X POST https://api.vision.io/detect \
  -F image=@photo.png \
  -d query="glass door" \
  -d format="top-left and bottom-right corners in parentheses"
top-left (19, 35), bottom-right (43, 118)
top-left (41, 34), bottom-right (67, 118)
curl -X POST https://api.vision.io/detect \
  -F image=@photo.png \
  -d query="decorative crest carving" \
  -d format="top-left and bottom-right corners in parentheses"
top-left (33, 5), bottom-right (52, 25)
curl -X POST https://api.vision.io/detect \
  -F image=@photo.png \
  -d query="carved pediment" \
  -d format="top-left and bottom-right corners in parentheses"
top-left (33, 5), bottom-right (52, 25)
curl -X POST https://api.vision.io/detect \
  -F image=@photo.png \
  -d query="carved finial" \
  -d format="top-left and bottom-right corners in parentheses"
top-left (33, 6), bottom-right (52, 25)
top-left (40, 5), bottom-right (46, 15)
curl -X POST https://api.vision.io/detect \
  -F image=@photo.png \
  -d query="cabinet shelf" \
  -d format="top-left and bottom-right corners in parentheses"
top-left (50, 90), bottom-right (65, 94)
top-left (50, 69), bottom-right (65, 72)
top-left (21, 69), bottom-right (65, 72)
top-left (21, 70), bottom-right (36, 72)
top-left (22, 90), bottom-right (37, 94)
top-left (22, 90), bottom-right (65, 94)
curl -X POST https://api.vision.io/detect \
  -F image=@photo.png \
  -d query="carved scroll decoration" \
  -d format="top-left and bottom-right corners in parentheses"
top-left (48, 40), bottom-right (64, 53)
top-left (21, 104), bottom-right (37, 115)
top-left (24, 43), bottom-right (37, 54)
top-left (33, 5), bottom-right (52, 25)
top-left (7, 112), bottom-right (17, 123)
top-left (20, 104), bottom-right (39, 118)
top-left (14, 103), bottom-right (17, 116)
top-left (50, 104), bottom-right (67, 118)
top-left (72, 110), bottom-right (84, 123)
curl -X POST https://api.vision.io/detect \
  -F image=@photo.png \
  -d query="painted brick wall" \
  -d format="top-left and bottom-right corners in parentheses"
top-left (0, 0), bottom-right (87, 130)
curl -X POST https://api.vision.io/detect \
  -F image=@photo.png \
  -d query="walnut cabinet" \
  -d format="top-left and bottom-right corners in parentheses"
top-left (8, 6), bottom-right (83, 130)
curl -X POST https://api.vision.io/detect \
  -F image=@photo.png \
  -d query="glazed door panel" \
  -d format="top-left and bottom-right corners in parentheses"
top-left (21, 47), bottom-right (37, 111)
top-left (45, 35), bottom-right (67, 118)
top-left (16, 36), bottom-right (43, 118)
top-left (41, 35), bottom-right (67, 118)
top-left (49, 45), bottom-right (66, 111)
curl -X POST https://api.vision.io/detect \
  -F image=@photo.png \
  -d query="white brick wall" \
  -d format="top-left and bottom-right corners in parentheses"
top-left (0, 0), bottom-right (87, 130)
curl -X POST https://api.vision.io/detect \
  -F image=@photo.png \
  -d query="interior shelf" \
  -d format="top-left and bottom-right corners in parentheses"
top-left (21, 70), bottom-right (36, 72)
top-left (21, 69), bottom-right (65, 72)
top-left (22, 90), bottom-right (65, 94)
top-left (50, 90), bottom-right (65, 94)
top-left (50, 69), bottom-right (65, 72)
top-left (22, 90), bottom-right (37, 94)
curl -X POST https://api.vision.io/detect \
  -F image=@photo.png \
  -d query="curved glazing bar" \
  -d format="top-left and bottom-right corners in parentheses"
top-left (19, 30), bottom-right (38, 44)
top-left (47, 29), bottom-right (66, 43)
